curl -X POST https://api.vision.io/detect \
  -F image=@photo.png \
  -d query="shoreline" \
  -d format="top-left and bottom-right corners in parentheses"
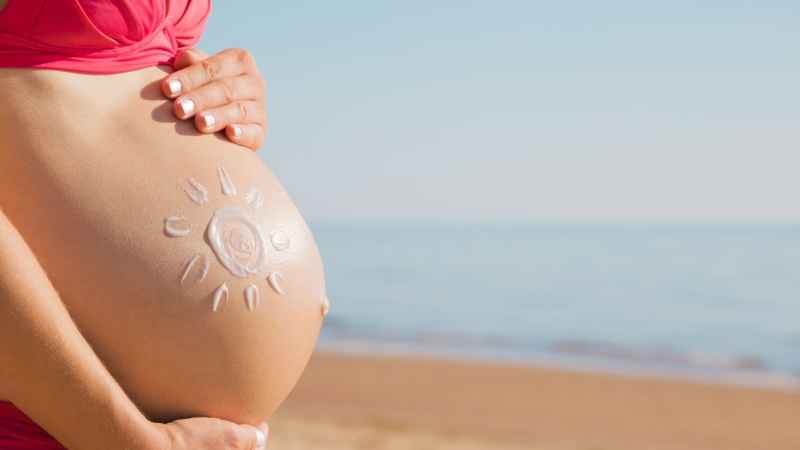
top-left (317, 335), bottom-right (800, 392)
top-left (272, 350), bottom-right (800, 450)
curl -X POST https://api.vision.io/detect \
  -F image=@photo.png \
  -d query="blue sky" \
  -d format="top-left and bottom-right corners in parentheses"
top-left (203, 1), bottom-right (800, 222)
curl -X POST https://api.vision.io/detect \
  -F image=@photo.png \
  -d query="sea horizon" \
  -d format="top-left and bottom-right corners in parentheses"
top-left (312, 220), bottom-right (799, 391)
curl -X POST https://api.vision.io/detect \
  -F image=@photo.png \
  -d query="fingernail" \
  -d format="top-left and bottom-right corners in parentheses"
top-left (201, 113), bottom-right (215, 129)
top-left (232, 124), bottom-right (242, 138)
top-left (177, 98), bottom-right (194, 117)
top-left (255, 425), bottom-right (268, 450)
top-left (167, 78), bottom-right (182, 96)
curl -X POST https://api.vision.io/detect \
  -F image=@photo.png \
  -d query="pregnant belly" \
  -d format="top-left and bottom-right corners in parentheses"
top-left (0, 67), bottom-right (327, 424)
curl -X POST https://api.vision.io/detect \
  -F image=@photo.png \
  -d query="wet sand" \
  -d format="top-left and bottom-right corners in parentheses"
top-left (269, 351), bottom-right (800, 450)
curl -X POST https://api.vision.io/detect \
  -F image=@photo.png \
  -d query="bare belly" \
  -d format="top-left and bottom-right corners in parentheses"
top-left (0, 66), bottom-right (326, 423)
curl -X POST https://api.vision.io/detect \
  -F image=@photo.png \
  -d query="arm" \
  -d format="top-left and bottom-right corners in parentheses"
top-left (0, 208), bottom-right (158, 449)
top-left (0, 209), bottom-right (268, 450)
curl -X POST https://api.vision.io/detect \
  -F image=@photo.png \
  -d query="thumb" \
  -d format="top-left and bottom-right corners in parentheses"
top-left (237, 422), bottom-right (269, 450)
top-left (173, 47), bottom-right (209, 70)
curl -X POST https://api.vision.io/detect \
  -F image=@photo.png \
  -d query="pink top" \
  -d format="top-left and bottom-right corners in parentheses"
top-left (0, 0), bottom-right (212, 74)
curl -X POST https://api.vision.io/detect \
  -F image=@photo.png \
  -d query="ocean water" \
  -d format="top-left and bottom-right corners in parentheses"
top-left (312, 222), bottom-right (800, 388)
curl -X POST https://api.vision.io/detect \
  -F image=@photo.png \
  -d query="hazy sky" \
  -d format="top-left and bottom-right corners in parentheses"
top-left (203, 1), bottom-right (800, 222)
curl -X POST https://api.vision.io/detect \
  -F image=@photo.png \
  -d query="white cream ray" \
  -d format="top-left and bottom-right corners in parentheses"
top-left (197, 256), bottom-right (210, 283)
top-left (180, 254), bottom-right (199, 284)
top-left (245, 187), bottom-right (264, 209)
top-left (267, 271), bottom-right (285, 295)
top-left (211, 283), bottom-right (229, 312)
top-left (164, 216), bottom-right (191, 237)
top-left (270, 230), bottom-right (291, 251)
top-left (184, 177), bottom-right (209, 205)
top-left (217, 166), bottom-right (237, 196)
top-left (245, 284), bottom-right (260, 312)
top-left (180, 254), bottom-right (209, 285)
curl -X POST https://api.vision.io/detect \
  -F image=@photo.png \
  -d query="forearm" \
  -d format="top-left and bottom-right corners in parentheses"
top-left (0, 210), bottom-right (163, 450)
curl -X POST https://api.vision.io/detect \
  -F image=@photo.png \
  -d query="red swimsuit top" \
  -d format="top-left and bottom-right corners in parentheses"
top-left (0, 0), bottom-right (212, 73)
top-left (0, 1), bottom-right (213, 446)
top-left (0, 401), bottom-right (66, 450)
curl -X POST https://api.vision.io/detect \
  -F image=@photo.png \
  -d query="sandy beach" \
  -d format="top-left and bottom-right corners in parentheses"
top-left (268, 351), bottom-right (800, 450)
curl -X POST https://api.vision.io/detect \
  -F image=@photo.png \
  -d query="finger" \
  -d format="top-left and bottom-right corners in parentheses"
top-left (229, 423), bottom-right (268, 450)
top-left (173, 47), bottom-right (208, 70)
top-left (256, 422), bottom-right (269, 450)
top-left (172, 75), bottom-right (264, 119)
top-left (222, 424), bottom-right (269, 450)
top-left (163, 48), bottom-right (257, 99)
top-left (225, 123), bottom-right (266, 151)
top-left (161, 48), bottom-right (209, 98)
top-left (195, 101), bottom-right (265, 133)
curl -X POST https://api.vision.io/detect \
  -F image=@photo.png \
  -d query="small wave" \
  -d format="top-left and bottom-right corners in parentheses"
top-left (550, 339), bottom-right (767, 371)
top-left (319, 323), bottom-right (800, 390)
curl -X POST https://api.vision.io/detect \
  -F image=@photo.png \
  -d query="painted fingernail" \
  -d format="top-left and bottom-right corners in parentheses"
top-left (232, 124), bottom-right (242, 138)
top-left (167, 78), bottom-right (182, 96)
top-left (255, 427), bottom-right (268, 450)
top-left (177, 98), bottom-right (194, 117)
top-left (201, 113), bottom-right (215, 129)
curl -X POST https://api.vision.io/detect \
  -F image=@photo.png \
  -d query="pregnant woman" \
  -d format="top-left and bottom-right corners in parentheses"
top-left (0, 1), bottom-right (328, 449)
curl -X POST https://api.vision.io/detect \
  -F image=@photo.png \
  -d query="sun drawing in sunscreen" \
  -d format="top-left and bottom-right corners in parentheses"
top-left (164, 167), bottom-right (292, 313)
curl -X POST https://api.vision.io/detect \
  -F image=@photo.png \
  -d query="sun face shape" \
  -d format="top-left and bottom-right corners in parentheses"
top-left (206, 205), bottom-right (268, 278)
top-left (163, 166), bottom-right (294, 313)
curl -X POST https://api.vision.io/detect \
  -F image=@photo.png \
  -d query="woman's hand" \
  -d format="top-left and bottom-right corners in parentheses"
top-left (153, 418), bottom-right (269, 450)
top-left (161, 48), bottom-right (267, 151)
